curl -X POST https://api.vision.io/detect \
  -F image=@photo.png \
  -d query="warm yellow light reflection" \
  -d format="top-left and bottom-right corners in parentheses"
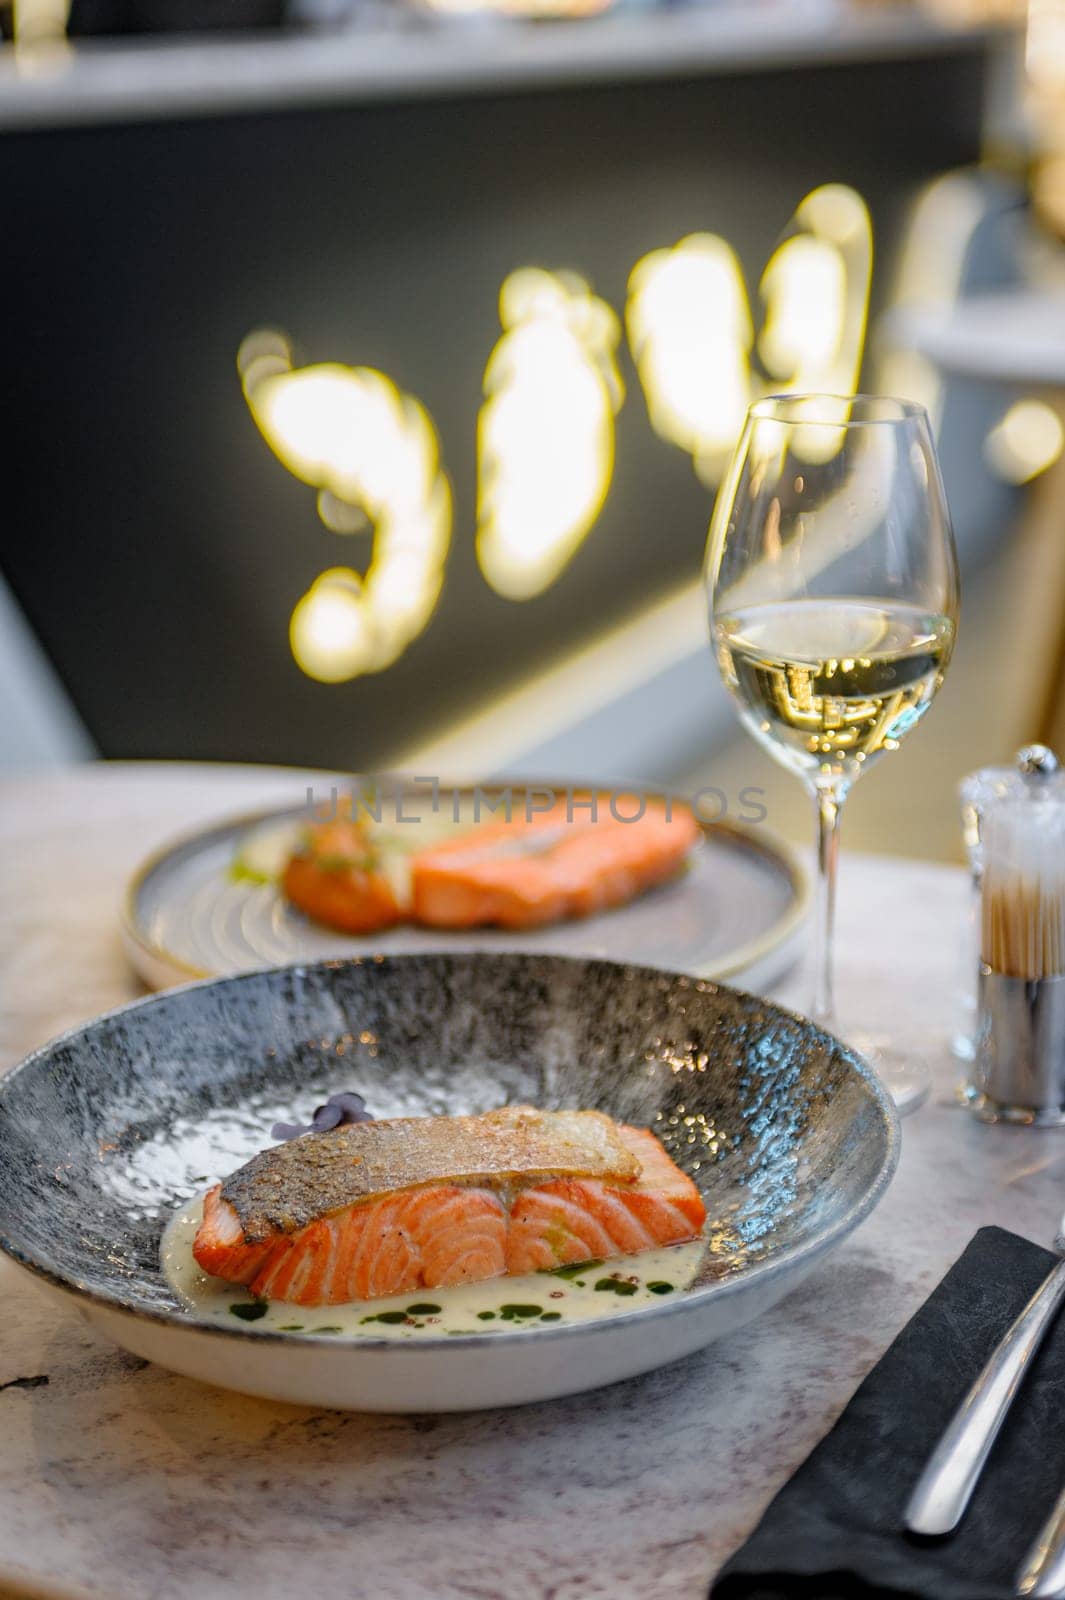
top-left (289, 569), bottom-right (368, 684)
top-left (11, 0), bottom-right (72, 71)
top-left (626, 235), bottom-right (752, 486)
top-left (477, 268), bottom-right (623, 601)
top-left (760, 185), bottom-right (872, 463)
top-left (763, 184), bottom-right (872, 390)
top-left (238, 331), bottom-right (451, 681)
top-left (1028, 0), bottom-right (1065, 234)
top-left (985, 399), bottom-right (1065, 484)
top-left (627, 186), bottom-right (871, 480)
top-left (244, 188), bottom-right (876, 647)
top-left (760, 238), bottom-right (846, 381)
top-left (1028, 0), bottom-right (1065, 87)
top-left (1033, 153), bottom-right (1065, 233)
top-left (13, 0), bottom-right (70, 43)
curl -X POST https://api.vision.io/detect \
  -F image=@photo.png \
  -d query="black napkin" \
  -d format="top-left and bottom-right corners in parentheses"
top-left (712, 1226), bottom-right (1065, 1600)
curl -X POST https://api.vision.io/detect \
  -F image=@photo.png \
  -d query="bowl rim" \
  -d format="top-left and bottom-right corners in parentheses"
top-left (0, 952), bottom-right (900, 1353)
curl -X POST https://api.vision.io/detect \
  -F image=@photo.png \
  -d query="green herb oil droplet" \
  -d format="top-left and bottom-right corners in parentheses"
top-left (230, 1301), bottom-right (268, 1321)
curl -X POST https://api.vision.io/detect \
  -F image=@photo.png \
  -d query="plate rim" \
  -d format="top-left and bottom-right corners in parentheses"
top-left (120, 778), bottom-right (811, 990)
top-left (0, 950), bottom-right (899, 1355)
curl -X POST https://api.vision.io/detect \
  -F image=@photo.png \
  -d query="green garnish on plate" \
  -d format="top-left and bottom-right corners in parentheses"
top-left (229, 1301), bottom-right (268, 1321)
top-left (547, 1260), bottom-right (603, 1280)
top-left (229, 821), bottom-right (301, 885)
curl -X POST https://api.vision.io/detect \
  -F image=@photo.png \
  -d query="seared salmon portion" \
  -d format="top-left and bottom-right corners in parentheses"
top-left (192, 1110), bottom-right (705, 1307)
top-left (214, 1107), bottom-right (640, 1244)
top-left (506, 1127), bottom-right (706, 1275)
top-left (410, 800), bottom-right (700, 930)
top-left (282, 817), bottom-right (402, 935)
top-left (197, 1182), bottom-right (509, 1304)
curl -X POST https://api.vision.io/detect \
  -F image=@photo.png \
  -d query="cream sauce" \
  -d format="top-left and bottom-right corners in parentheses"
top-left (161, 1197), bottom-right (704, 1338)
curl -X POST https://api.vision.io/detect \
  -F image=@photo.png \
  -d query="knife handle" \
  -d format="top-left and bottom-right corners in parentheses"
top-left (904, 1255), bottom-right (1065, 1537)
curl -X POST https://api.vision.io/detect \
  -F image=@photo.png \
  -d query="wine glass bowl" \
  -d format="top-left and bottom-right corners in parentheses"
top-left (706, 394), bottom-right (960, 1108)
top-left (714, 600), bottom-right (955, 792)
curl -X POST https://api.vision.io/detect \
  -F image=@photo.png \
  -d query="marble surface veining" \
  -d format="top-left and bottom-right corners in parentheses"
top-left (2, 764), bottom-right (1061, 1600)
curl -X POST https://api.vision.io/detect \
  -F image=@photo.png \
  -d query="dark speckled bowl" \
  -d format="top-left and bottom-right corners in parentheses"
top-left (0, 954), bottom-right (898, 1411)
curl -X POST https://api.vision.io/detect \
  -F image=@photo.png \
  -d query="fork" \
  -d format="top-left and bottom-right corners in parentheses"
top-left (905, 1214), bottom-right (1065, 1538)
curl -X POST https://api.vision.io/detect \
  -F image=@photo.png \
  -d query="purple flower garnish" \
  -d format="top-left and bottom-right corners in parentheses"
top-left (270, 1121), bottom-right (305, 1141)
top-left (271, 1091), bottom-right (374, 1143)
top-left (312, 1102), bottom-right (343, 1133)
top-left (329, 1092), bottom-right (372, 1119)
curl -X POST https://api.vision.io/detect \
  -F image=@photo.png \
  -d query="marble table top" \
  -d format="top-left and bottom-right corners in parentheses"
top-left (2, 762), bottom-right (1063, 1600)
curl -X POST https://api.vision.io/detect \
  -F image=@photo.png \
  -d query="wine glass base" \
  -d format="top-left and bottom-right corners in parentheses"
top-left (843, 1029), bottom-right (931, 1117)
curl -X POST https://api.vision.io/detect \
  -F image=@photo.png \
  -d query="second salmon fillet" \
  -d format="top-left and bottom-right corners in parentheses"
top-left (410, 800), bottom-right (700, 929)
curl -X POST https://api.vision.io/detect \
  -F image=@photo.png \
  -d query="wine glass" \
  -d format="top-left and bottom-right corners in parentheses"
top-left (706, 394), bottom-right (960, 1111)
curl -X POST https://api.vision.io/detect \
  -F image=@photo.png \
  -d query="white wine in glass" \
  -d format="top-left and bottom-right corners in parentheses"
top-left (706, 395), bottom-right (960, 1111)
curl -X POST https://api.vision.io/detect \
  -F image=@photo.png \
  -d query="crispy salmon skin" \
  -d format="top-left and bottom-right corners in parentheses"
top-left (192, 1108), bottom-right (706, 1307)
top-left (217, 1107), bottom-right (639, 1242)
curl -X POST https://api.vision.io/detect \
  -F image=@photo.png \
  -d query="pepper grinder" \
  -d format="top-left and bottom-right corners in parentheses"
top-left (966, 746), bottom-right (1065, 1124)
top-left (957, 747), bottom-right (1065, 1060)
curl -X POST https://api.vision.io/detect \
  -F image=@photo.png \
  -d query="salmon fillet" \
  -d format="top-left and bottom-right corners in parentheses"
top-left (506, 1127), bottom-right (705, 1275)
top-left (192, 1111), bottom-right (705, 1307)
top-left (282, 817), bottom-right (402, 934)
top-left (410, 799), bottom-right (700, 930)
top-left (211, 1107), bottom-right (639, 1243)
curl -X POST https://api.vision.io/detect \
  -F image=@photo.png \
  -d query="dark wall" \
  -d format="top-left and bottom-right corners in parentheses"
top-left (0, 48), bottom-right (988, 768)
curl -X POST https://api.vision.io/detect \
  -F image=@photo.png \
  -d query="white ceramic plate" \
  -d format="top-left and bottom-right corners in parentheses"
top-left (122, 782), bottom-right (808, 993)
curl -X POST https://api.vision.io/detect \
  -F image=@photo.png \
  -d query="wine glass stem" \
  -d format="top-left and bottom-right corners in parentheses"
top-left (812, 780), bottom-right (846, 1025)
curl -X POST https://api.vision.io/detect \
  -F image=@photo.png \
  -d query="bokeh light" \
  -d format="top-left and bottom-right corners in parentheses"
top-left (760, 185), bottom-right (872, 463)
top-left (289, 569), bottom-right (368, 684)
top-left (626, 234), bottom-right (752, 486)
top-left (477, 268), bottom-right (623, 601)
top-left (627, 185), bottom-right (872, 480)
top-left (238, 331), bottom-right (451, 681)
top-left (985, 398), bottom-right (1065, 484)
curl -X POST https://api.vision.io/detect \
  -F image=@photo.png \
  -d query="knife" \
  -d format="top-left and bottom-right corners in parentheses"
top-left (905, 1247), bottom-right (1065, 1537)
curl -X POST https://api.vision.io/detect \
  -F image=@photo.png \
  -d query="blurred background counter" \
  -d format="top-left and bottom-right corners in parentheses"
top-left (0, 4), bottom-right (1012, 125)
top-left (2, 0), bottom-right (1062, 863)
